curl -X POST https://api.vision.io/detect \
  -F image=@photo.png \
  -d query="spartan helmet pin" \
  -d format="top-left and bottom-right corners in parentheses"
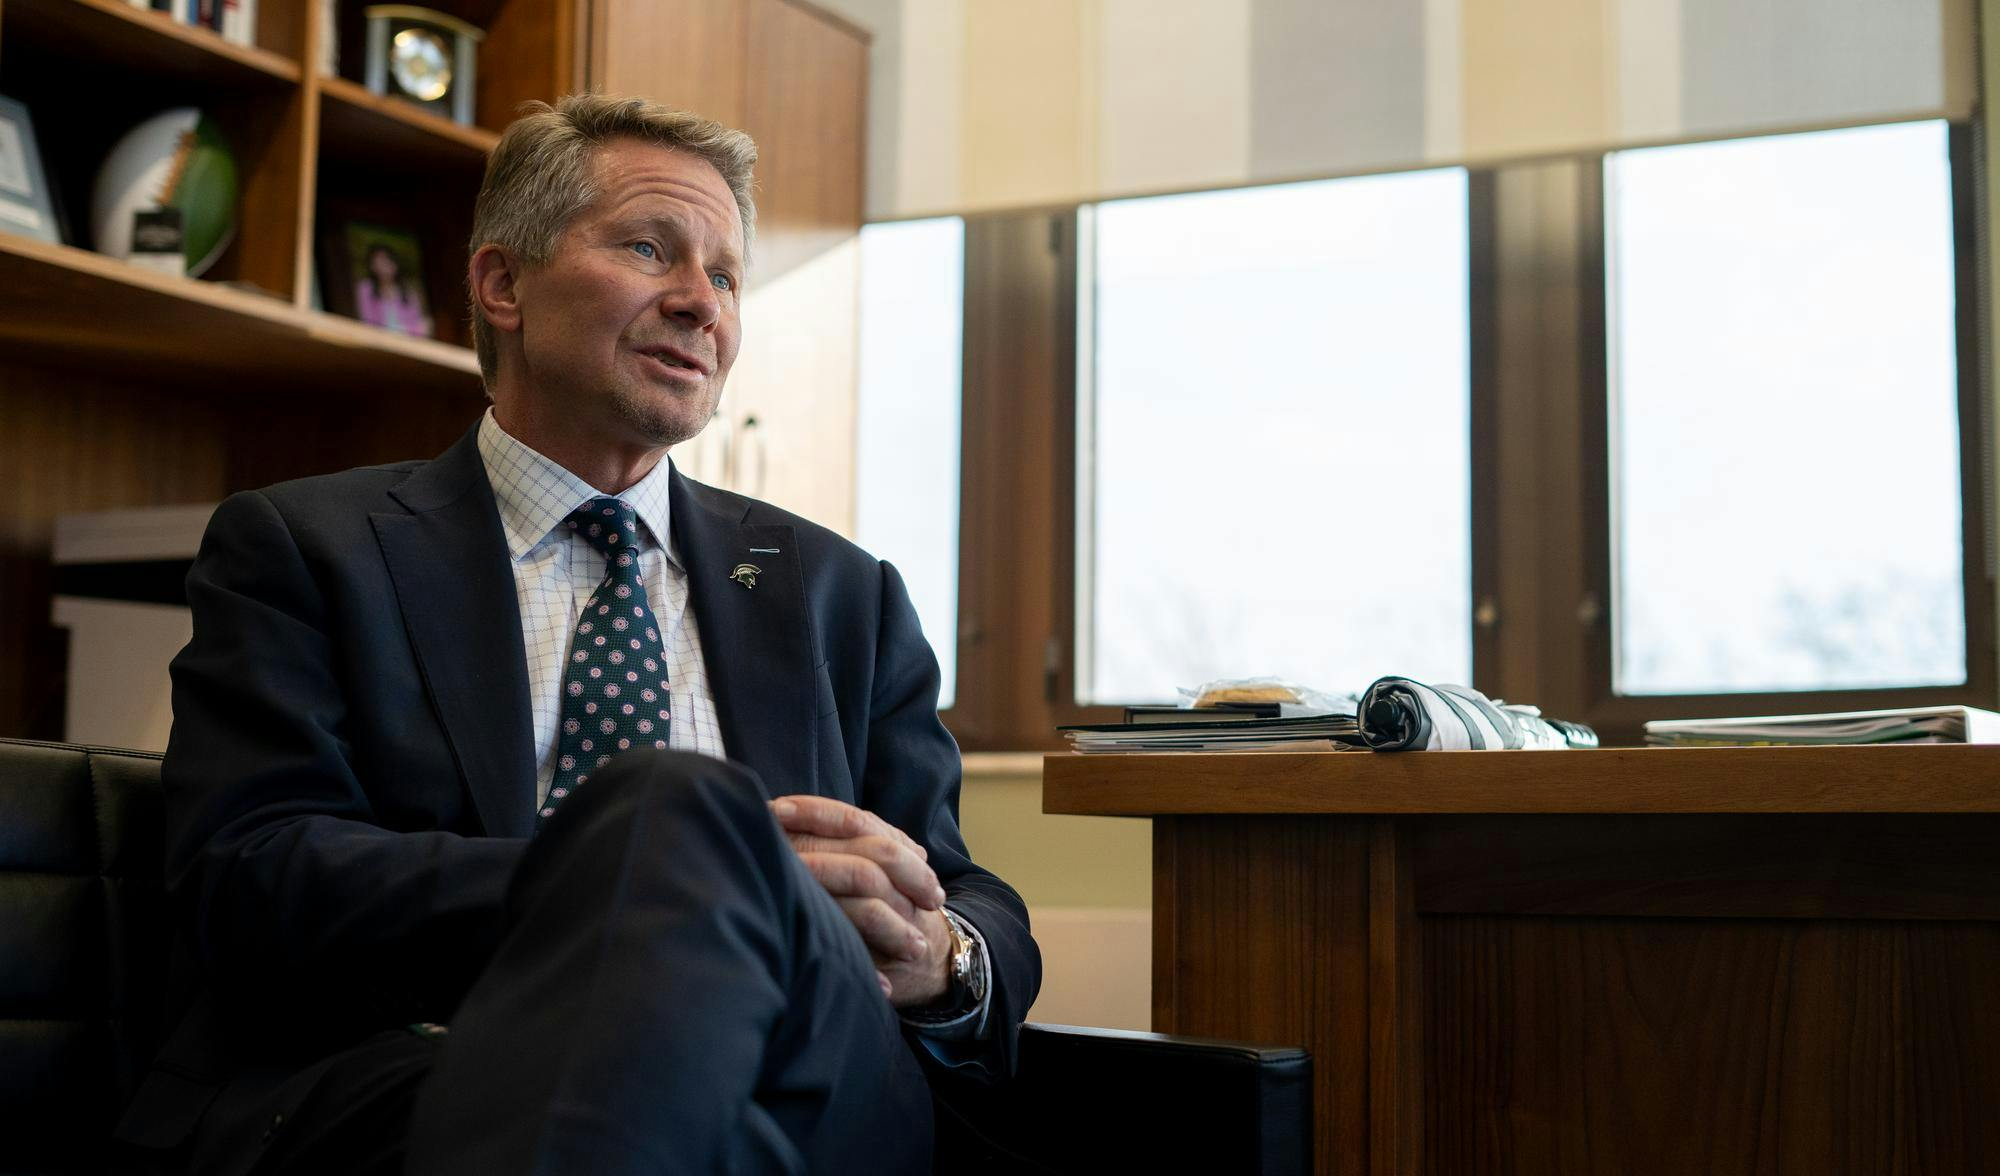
top-left (730, 563), bottom-right (762, 589)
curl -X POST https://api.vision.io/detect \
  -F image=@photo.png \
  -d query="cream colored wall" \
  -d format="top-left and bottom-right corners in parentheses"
top-left (959, 754), bottom-right (1152, 1029)
top-left (825, 0), bottom-right (1973, 220)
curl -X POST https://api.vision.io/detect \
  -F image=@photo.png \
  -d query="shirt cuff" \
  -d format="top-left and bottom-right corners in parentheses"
top-left (899, 906), bottom-right (992, 1042)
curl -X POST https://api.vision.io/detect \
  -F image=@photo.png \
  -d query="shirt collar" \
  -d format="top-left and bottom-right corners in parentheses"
top-left (476, 408), bottom-right (680, 569)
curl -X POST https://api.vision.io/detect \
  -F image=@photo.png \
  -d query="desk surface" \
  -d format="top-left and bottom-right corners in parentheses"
top-left (1042, 744), bottom-right (2000, 815)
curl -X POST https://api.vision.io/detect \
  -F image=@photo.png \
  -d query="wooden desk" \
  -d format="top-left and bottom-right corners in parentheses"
top-left (1043, 747), bottom-right (2000, 1176)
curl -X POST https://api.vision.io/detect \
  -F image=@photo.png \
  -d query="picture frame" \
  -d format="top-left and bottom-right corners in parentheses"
top-left (0, 95), bottom-right (64, 245)
top-left (318, 218), bottom-right (435, 338)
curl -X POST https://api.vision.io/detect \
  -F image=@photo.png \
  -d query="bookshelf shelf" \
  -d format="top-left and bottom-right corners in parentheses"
top-left (0, 233), bottom-right (483, 397)
top-left (2, 0), bottom-right (302, 86)
top-left (318, 75), bottom-right (498, 172)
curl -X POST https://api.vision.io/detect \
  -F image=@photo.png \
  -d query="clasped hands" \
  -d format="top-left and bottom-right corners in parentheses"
top-left (769, 795), bottom-right (951, 1008)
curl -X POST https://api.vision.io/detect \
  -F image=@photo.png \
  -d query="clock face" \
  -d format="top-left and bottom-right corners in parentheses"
top-left (390, 27), bottom-right (453, 103)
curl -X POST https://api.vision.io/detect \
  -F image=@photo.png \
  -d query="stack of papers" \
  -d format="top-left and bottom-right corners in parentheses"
top-left (1060, 714), bottom-right (1363, 754)
top-left (1644, 705), bottom-right (2000, 747)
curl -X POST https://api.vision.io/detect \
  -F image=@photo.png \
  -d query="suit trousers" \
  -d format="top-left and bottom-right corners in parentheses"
top-left (186, 751), bottom-right (934, 1175)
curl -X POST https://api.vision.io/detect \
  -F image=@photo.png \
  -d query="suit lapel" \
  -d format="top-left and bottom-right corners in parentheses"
top-left (374, 428), bottom-right (537, 838)
top-left (670, 466), bottom-right (816, 796)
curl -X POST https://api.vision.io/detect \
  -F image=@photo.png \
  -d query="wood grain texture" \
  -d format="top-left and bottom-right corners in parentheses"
top-left (0, 234), bottom-right (482, 396)
top-left (741, 0), bottom-right (866, 280)
top-left (1083, 756), bottom-right (2000, 1175)
top-left (0, 363), bottom-right (229, 738)
top-left (707, 0), bottom-right (865, 530)
top-left (952, 215), bottom-right (1066, 749)
top-left (1422, 916), bottom-right (2000, 1176)
top-left (1, 0), bottom-right (303, 83)
top-left (478, 0), bottom-right (579, 132)
top-left (589, 0), bottom-right (745, 124)
top-left (1411, 814), bottom-right (2000, 920)
top-left (1370, 820), bottom-right (1423, 1176)
top-left (1042, 746), bottom-right (2000, 815)
top-left (222, 73), bottom-right (312, 298)
top-left (1154, 816), bottom-right (1380, 1176)
top-left (318, 76), bottom-right (499, 168)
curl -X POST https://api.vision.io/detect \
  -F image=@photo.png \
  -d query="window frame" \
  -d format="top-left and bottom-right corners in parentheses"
top-left (1567, 121), bottom-right (1995, 745)
top-left (928, 119), bottom-right (1993, 752)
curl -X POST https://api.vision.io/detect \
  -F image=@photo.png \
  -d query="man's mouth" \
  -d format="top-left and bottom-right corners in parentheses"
top-left (638, 346), bottom-right (709, 375)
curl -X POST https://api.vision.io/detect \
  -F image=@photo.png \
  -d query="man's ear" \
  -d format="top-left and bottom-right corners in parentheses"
top-left (469, 244), bottom-right (523, 333)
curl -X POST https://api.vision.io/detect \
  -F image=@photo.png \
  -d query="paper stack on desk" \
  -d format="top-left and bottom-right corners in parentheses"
top-left (1644, 705), bottom-right (2000, 746)
top-left (1059, 713), bottom-right (1365, 754)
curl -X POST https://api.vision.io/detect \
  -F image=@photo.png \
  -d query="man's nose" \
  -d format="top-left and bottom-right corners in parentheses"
top-left (660, 266), bottom-right (721, 331)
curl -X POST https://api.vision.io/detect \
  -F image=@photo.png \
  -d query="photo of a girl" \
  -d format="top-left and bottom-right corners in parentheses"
top-left (340, 224), bottom-right (434, 338)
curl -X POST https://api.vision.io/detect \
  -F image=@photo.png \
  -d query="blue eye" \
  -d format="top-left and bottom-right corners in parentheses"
top-left (711, 272), bottom-right (734, 292)
top-left (632, 241), bottom-right (658, 260)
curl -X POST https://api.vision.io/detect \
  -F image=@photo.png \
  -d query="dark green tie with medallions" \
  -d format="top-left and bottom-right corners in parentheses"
top-left (540, 497), bottom-right (673, 827)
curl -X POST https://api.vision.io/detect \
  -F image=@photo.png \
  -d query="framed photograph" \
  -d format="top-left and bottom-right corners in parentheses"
top-left (0, 95), bottom-right (64, 245)
top-left (320, 219), bottom-right (434, 338)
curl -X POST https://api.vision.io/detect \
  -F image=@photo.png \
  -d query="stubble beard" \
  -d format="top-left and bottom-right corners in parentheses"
top-left (607, 375), bottom-right (721, 451)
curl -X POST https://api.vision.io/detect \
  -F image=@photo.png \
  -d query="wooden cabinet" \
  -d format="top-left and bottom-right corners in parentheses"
top-left (1047, 747), bottom-right (2000, 1176)
top-left (588, 0), bottom-right (868, 535)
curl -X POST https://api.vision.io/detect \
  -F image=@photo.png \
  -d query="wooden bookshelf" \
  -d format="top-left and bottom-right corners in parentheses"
top-left (0, 0), bottom-right (871, 751)
top-left (319, 75), bottom-right (499, 171)
top-left (0, 0), bottom-right (575, 738)
top-left (0, 233), bottom-right (483, 395)
top-left (2, 0), bottom-right (302, 85)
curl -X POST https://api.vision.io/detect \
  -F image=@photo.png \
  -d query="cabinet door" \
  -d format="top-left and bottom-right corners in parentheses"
top-left (724, 0), bottom-right (867, 534)
top-left (589, 0), bottom-right (745, 125)
top-left (586, 0), bottom-right (867, 534)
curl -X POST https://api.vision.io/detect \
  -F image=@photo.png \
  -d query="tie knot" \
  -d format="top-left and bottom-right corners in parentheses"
top-left (564, 497), bottom-right (643, 558)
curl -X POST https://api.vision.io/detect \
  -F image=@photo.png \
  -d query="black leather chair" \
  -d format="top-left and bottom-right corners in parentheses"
top-left (0, 738), bottom-right (1311, 1174)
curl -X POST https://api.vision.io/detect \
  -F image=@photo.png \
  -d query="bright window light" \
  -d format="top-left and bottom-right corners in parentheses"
top-left (1083, 169), bottom-right (1472, 703)
top-left (1608, 121), bottom-right (1966, 695)
top-left (856, 217), bottom-right (964, 708)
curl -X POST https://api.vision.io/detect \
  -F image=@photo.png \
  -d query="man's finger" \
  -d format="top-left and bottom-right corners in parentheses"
top-left (837, 896), bottom-right (929, 962)
top-left (771, 795), bottom-right (926, 860)
top-left (799, 852), bottom-right (916, 916)
top-left (787, 833), bottom-right (944, 910)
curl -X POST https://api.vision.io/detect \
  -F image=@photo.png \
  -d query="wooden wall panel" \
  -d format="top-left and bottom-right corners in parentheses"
top-left (0, 359), bottom-right (482, 741)
top-left (590, 0), bottom-right (745, 125)
top-left (741, 0), bottom-right (866, 280)
top-left (1422, 915), bottom-right (2000, 1176)
top-left (718, 0), bottom-right (866, 531)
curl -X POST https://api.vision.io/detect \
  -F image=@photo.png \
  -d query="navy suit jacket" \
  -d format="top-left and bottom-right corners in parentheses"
top-left (118, 426), bottom-right (1038, 1149)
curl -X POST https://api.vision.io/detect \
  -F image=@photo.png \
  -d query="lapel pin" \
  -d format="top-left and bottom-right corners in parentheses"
top-left (730, 563), bottom-right (762, 589)
top-left (749, 547), bottom-right (781, 554)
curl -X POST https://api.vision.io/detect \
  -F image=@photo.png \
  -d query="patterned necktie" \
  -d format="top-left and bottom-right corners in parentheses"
top-left (541, 497), bottom-right (672, 826)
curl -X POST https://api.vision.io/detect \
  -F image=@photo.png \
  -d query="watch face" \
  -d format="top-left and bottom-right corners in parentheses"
top-left (390, 27), bottom-right (453, 103)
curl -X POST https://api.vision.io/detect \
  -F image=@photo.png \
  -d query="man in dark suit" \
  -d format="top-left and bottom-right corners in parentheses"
top-left (116, 94), bottom-right (1038, 1174)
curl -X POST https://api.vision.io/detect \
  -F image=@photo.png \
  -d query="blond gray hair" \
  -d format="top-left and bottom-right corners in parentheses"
top-left (468, 94), bottom-right (759, 387)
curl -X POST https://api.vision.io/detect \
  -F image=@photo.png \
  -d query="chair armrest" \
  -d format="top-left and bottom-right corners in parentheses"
top-left (932, 1023), bottom-right (1311, 1175)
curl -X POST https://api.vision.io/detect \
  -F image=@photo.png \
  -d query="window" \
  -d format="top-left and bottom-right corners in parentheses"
top-left (1080, 170), bottom-right (1473, 703)
top-left (855, 217), bottom-right (965, 708)
top-left (1606, 122), bottom-right (1968, 695)
top-left (859, 120), bottom-right (1989, 751)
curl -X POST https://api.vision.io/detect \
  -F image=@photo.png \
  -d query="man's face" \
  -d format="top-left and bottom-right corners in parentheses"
top-left (511, 139), bottom-right (745, 453)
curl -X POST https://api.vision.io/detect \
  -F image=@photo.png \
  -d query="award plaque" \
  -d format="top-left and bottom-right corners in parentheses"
top-left (362, 6), bottom-right (484, 127)
top-left (0, 95), bottom-right (62, 245)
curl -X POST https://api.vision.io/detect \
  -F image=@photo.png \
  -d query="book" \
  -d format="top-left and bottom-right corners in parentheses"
top-left (221, 0), bottom-right (257, 45)
top-left (1060, 713), bottom-right (1363, 754)
top-left (1644, 705), bottom-right (2000, 747)
top-left (1121, 704), bottom-right (1281, 725)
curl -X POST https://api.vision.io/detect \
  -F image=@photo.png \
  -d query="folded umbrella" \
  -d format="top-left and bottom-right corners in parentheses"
top-left (1357, 677), bottom-right (1597, 752)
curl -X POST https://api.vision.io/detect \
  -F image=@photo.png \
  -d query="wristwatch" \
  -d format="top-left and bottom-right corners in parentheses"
top-left (940, 908), bottom-right (987, 1006)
